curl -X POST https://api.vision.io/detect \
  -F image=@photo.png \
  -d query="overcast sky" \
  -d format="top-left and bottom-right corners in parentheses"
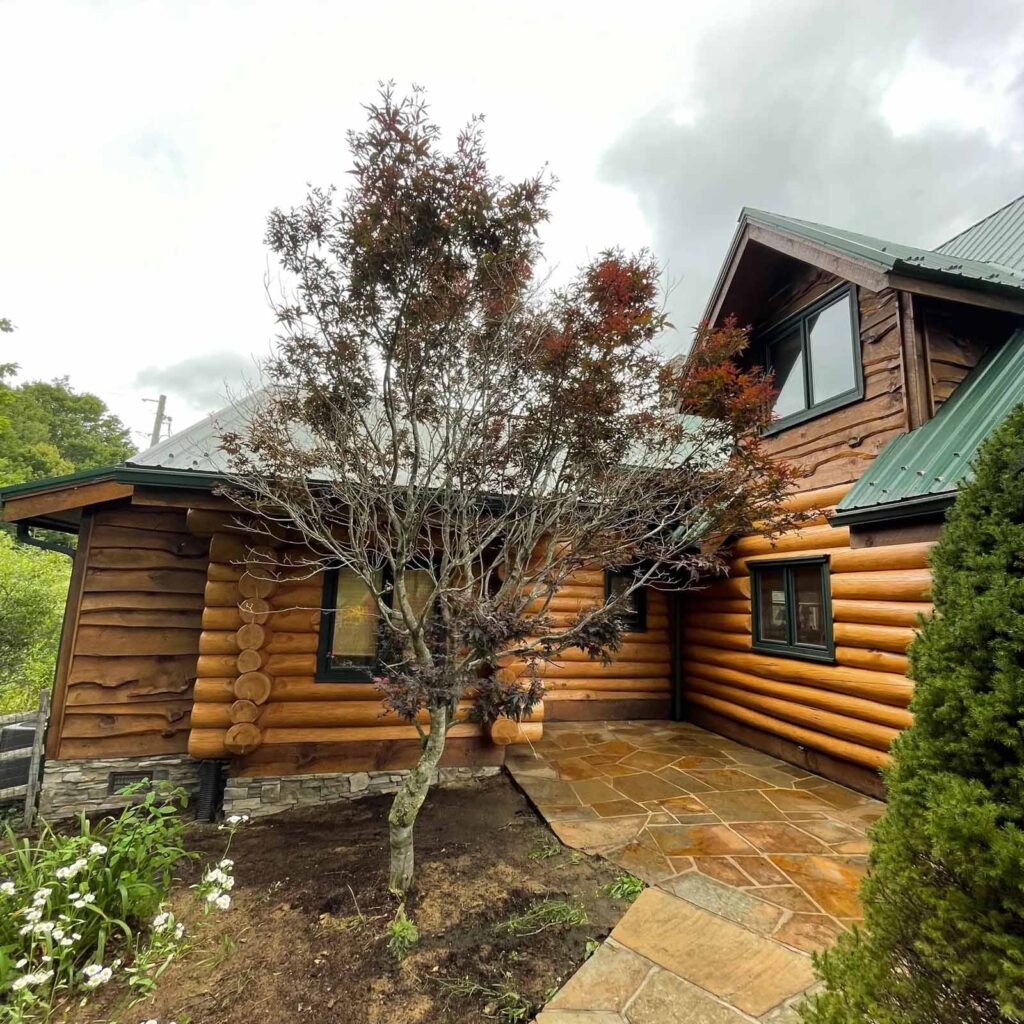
top-left (2, 1), bottom-right (1023, 450)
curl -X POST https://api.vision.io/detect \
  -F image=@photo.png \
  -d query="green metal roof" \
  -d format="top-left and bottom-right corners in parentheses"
top-left (936, 194), bottom-right (1024, 275)
top-left (743, 207), bottom-right (1024, 296)
top-left (834, 329), bottom-right (1024, 524)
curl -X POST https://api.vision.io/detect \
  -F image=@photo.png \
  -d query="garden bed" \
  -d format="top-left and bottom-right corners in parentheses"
top-left (68, 773), bottom-right (631, 1024)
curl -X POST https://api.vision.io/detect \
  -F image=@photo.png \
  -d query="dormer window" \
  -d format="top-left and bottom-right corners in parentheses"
top-left (763, 285), bottom-right (862, 431)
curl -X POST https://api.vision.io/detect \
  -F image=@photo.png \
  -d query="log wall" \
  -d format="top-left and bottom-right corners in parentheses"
top-left (49, 506), bottom-right (209, 759)
top-left (680, 484), bottom-right (933, 778)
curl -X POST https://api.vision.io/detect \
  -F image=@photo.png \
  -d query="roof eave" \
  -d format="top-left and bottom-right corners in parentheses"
top-left (830, 491), bottom-right (954, 528)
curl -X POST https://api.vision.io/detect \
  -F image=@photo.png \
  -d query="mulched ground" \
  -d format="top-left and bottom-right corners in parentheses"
top-left (66, 774), bottom-right (630, 1024)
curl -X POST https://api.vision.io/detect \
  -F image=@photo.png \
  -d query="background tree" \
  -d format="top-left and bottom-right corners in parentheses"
top-left (0, 364), bottom-right (133, 486)
top-left (0, 341), bottom-right (134, 710)
top-left (802, 405), bottom-right (1024, 1024)
top-left (224, 86), bottom-right (795, 894)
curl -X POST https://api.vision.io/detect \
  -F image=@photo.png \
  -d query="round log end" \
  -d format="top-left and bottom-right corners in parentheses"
top-left (236, 622), bottom-right (267, 651)
top-left (234, 671), bottom-right (272, 704)
top-left (236, 648), bottom-right (263, 674)
top-left (230, 699), bottom-right (261, 724)
top-left (239, 571), bottom-right (278, 600)
top-left (239, 597), bottom-right (271, 625)
top-left (224, 722), bottom-right (262, 755)
top-left (488, 717), bottom-right (526, 746)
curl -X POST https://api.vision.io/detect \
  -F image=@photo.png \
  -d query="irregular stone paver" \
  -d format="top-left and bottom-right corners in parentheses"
top-left (506, 721), bottom-right (882, 1021)
top-left (624, 968), bottom-right (750, 1023)
top-left (548, 941), bottom-right (653, 1012)
top-left (612, 889), bottom-right (815, 1016)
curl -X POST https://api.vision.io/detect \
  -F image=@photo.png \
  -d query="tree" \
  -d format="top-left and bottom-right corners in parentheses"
top-left (0, 365), bottom-right (133, 486)
top-left (0, 532), bottom-right (70, 712)
top-left (801, 405), bottom-right (1024, 1024)
top-left (223, 86), bottom-right (796, 894)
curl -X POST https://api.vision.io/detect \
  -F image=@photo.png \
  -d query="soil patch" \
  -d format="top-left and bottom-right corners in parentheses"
top-left (66, 774), bottom-right (631, 1024)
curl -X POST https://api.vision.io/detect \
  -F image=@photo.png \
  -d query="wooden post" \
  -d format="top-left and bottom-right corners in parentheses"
top-left (23, 688), bottom-right (50, 828)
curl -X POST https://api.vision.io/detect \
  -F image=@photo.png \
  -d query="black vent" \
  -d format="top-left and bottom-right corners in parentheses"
top-left (107, 769), bottom-right (168, 795)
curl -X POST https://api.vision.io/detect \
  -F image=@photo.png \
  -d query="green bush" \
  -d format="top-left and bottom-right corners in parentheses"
top-left (801, 405), bottom-right (1024, 1024)
top-left (0, 786), bottom-right (192, 1021)
top-left (0, 533), bottom-right (70, 713)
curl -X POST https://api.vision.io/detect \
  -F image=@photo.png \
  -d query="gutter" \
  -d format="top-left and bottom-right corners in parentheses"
top-left (0, 464), bottom-right (228, 504)
top-left (15, 523), bottom-right (75, 558)
top-left (830, 491), bottom-right (954, 528)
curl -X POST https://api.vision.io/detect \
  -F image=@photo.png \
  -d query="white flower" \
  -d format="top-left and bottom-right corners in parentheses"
top-left (23, 907), bottom-right (42, 923)
top-left (214, 893), bottom-right (231, 911)
top-left (34, 921), bottom-right (55, 935)
top-left (141, 1019), bottom-right (159, 1024)
top-left (82, 963), bottom-right (112, 988)
top-left (60, 937), bottom-right (73, 947)
top-left (223, 813), bottom-right (250, 827)
top-left (205, 889), bottom-right (222, 904)
top-left (15, 958), bottom-right (27, 968)
top-left (52, 927), bottom-right (65, 941)
top-left (152, 911), bottom-right (170, 931)
top-left (32, 887), bottom-right (52, 904)
top-left (12, 969), bottom-right (53, 991)
top-left (88, 842), bottom-right (108, 856)
top-left (73, 892), bottom-right (97, 908)
top-left (218, 858), bottom-right (234, 869)
top-left (203, 868), bottom-right (229, 886)
top-left (174, 923), bottom-right (185, 940)
top-left (0, 880), bottom-right (15, 896)
top-left (72, 932), bottom-right (82, 941)
top-left (55, 858), bottom-right (87, 881)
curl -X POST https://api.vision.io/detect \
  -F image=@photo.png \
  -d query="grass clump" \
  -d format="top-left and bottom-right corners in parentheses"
top-left (528, 838), bottom-right (562, 861)
top-left (435, 973), bottom-right (533, 1023)
top-left (502, 897), bottom-right (587, 937)
top-left (386, 904), bottom-right (419, 961)
top-left (603, 873), bottom-right (645, 901)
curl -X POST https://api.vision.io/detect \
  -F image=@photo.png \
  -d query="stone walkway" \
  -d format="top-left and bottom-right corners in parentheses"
top-left (505, 720), bottom-right (884, 1023)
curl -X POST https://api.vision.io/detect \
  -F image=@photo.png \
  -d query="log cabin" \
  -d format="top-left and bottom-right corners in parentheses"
top-left (4, 194), bottom-right (1024, 815)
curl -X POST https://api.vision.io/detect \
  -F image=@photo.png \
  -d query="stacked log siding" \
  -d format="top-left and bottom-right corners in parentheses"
top-left (51, 507), bottom-right (208, 759)
top-left (680, 484), bottom-right (932, 771)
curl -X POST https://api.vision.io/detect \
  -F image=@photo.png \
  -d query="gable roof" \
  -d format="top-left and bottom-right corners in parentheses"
top-left (704, 203), bottom-right (1024, 327)
top-left (833, 327), bottom-right (1024, 525)
top-left (935, 193), bottom-right (1024, 275)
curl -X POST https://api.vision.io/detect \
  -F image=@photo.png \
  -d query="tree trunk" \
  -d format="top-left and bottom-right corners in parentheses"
top-left (388, 703), bottom-right (450, 894)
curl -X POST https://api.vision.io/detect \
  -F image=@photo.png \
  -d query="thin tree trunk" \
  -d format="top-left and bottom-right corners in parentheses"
top-left (388, 703), bottom-right (450, 894)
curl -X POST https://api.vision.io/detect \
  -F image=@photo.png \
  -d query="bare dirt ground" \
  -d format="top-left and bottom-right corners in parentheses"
top-left (66, 774), bottom-right (630, 1024)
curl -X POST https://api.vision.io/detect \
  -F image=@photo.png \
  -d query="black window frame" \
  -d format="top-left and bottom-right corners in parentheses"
top-left (604, 569), bottom-right (647, 633)
top-left (761, 285), bottom-right (863, 435)
top-left (750, 555), bottom-right (834, 663)
top-left (315, 564), bottom-right (438, 683)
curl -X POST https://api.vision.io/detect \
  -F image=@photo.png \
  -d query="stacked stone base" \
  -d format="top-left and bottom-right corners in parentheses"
top-left (223, 765), bottom-right (503, 819)
top-left (38, 754), bottom-right (202, 821)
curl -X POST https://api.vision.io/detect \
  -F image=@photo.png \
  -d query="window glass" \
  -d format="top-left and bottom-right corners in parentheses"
top-left (607, 571), bottom-right (646, 631)
top-left (769, 327), bottom-right (805, 418)
top-left (400, 569), bottom-right (434, 622)
top-left (807, 293), bottom-right (855, 403)
top-left (793, 564), bottom-right (826, 647)
top-left (331, 568), bottom-right (382, 666)
top-left (755, 567), bottom-right (788, 643)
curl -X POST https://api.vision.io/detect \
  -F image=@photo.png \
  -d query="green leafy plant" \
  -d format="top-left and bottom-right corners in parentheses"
top-left (528, 838), bottom-right (562, 861)
top-left (802, 404), bottom-right (1024, 1024)
top-left (386, 905), bottom-right (419, 962)
top-left (434, 973), bottom-right (533, 1023)
top-left (603, 873), bottom-right (645, 901)
top-left (0, 784), bottom-right (190, 1020)
top-left (584, 938), bottom-right (601, 958)
top-left (502, 898), bottom-right (587, 937)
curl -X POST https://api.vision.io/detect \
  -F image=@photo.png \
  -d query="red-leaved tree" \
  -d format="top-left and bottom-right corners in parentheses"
top-left (221, 85), bottom-right (796, 893)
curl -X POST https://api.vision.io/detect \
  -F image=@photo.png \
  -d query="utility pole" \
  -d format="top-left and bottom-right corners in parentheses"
top-left (144, 395), bottom-right (170, 448)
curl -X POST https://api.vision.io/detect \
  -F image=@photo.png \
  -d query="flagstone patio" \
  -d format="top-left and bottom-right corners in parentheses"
top-left (506, 720), bottom-right (885, 1023)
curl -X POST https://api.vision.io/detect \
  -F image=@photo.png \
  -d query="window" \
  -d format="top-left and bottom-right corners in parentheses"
top-left (605, 569), bottom-right (647, 633)
top-left (762, 286), bottom-right (861, 431)
top-left (750, 556), bottom-right (833, 662)
top-left (316, 566), bottom-right (434, 682)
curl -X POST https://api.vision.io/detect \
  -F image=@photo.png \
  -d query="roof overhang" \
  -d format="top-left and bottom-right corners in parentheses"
top-left (704, 212), bottom-right (1024, 332)
top-left (830, 491), bottom-right (954, 528)
top-left (0, 465), bottom-right (228, 530)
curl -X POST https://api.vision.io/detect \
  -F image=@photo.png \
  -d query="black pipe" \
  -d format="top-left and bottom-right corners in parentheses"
top-left (15, 523), bottom-right (74, 558)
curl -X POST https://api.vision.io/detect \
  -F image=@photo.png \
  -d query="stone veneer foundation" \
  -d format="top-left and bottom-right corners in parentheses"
top-left (222, 765), bottom-right (503, 819)
top-left (38, 754), bottom-right (203, 821)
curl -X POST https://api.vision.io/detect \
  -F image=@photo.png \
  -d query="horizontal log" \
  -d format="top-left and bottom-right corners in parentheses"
top-left (831, 599), bottom-right (932, 628)
top-left (193, 678), bottom-right (237, 703)
top-left (833, 621), bottom-right (917, 654)
top-left (830, 569), bottom-right (931, 601)
top-left (556, 643), bottom-right (669, 664)
top-left (265, 653), bottom-right (317, 675)
top-left (681, 662), bottom-right (912, 728)
top-left (685, 692), bottom-right (890, 770)
top-left (78, 609), bottom-right (202, 630)
top-left (269, 586), bottom-right (324, 610)
top-left (59, 734), bottom-right (189, 759)
top-left (91, 524), bottom-right (208, 557)
top-left (539, 676), bottom-right (670, 692)
top-left (682, 626), bottom-right (748, 652)
top-left (208, 533), bottom-right (252, 563)
top-left (731, 541), bottom-right (933, 577)
top-left (199, 631), bottom-right (238, 655)
top-left (208, 562), bottom-right (243, 583)
top-left (731, 524), bottom-right (850, 558)
top-left (265, 631), bottom-right (319, 655)
top-left (683, 643), bottom-right (912, 705)
top-left (777, 483), bottom-right (852, 515)
top-left (68, 655), bottom-right (198, 688)
top-left (835, 646), bottom-right (908, 675)
top-left (84, 568), bottom-right (206, 594)
top-left (63, 699), bottom-right (193, 719)
top-left (61, 712), bottom-right (191, 738)
top-left (503, 658), bottom-right (670, 679)
top-left (687, 612), bottom-right (750, 635)
top-left (192, 700), bottom-right (478, 730)
top-left (89, 548), bottom-right (209, 572)
top-left (698, 577), bottom-right (751, 600)
top-left (542, 689), bottom-right (669, 702)
top-left (80, 591), bottom-right (205, 613)
top-left (98, 508), bottom-right (191, 534)
top-left (686, 677), bottom-right (900, 751)
top-left (205, 581), bottom-right (242, 607)
top-left (65, 678), bottom-right (195, 705)
top-left (185, 509), bottom-right (254, 537)
top-left (75, 626), bottom-right (200, 657)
